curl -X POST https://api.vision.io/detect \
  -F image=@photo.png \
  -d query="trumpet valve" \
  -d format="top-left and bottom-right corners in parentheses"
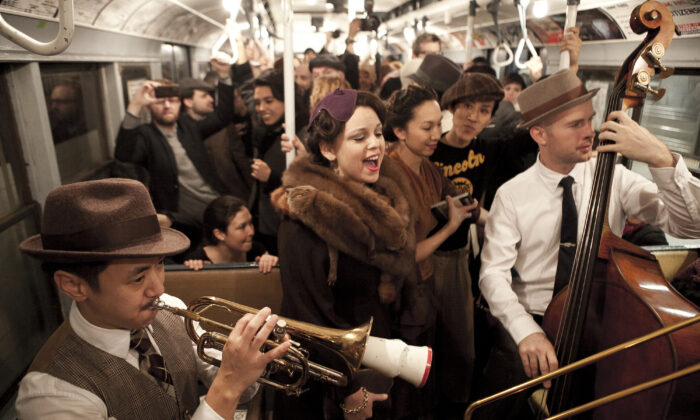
top-left (273, 319), bottom-right (287, 342)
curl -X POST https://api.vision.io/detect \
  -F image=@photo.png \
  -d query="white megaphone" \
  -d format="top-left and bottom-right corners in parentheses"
top-left (361, 336), bottom-right (432, 388)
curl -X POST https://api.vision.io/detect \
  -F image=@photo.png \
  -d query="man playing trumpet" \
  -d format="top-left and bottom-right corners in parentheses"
top-left (15, 178), bottom-right (290, 419)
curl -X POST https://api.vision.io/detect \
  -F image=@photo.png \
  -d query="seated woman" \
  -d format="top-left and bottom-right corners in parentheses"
top-left (184, 195), bottom-right (278, 273)
top-left (272, 89), bottom-right (417, 419)
top-left (385, 85), bottom-right (480, 417)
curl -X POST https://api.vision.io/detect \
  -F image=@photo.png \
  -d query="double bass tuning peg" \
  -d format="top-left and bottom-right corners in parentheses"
top-left (633, 70), bottom-right (666, 101)
top-left (644, 42), bottom-right (674, 79)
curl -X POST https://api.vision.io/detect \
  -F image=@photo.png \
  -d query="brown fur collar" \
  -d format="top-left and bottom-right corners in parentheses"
top-left (272, 156), bottom-right (417, 284)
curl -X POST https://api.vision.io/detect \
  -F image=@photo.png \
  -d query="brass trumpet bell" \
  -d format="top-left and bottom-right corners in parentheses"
top-left (153, 296), bottom-right (372, 396)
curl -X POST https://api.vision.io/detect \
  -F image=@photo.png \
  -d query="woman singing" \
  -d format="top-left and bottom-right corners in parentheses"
top-left (272, 89), bottom-right (417, 419)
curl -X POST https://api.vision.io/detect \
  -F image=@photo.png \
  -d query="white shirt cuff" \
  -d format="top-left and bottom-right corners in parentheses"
top-left (192, 396), bottom-right (225, 420)
top-left (509, 314), bottom-right (545, 345)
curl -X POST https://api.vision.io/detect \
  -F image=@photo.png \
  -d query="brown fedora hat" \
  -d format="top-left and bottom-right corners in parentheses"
top-left (19, 178), bottom-right (189, 262)
top-left (517, 69), bottom-right (599, 129)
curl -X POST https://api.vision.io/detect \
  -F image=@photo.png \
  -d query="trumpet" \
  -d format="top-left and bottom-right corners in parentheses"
top-left (152, 296), bottom-right (371, 396)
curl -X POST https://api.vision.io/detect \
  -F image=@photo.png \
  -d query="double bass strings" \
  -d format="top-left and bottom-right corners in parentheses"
top-left (547, 82), bottom-right (627, 416)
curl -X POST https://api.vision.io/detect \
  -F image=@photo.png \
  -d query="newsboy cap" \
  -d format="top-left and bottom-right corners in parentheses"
top-left (517, 69), bottom-right (599, 129)
top-left (441, 72), bottom-right (504, 110)
top-left (19, 178), bottom-right (190, 262)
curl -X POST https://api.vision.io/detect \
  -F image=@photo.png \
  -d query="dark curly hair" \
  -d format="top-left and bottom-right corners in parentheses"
top-left (383, 85), bottom-right (439, 142)
top-left (202, 195), bottom-right (248, 245)
top-left (306, 91), bottom-right (386, 167)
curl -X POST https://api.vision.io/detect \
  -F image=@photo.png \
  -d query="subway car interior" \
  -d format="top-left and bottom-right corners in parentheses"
top-left (0, 0), bottom-right (699, 418)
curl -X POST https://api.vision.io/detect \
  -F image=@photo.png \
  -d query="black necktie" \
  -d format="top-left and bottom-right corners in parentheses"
top-left (130, 328), bottom-right (177, 400)
top-left (553, 176), bottom-right (577, 296)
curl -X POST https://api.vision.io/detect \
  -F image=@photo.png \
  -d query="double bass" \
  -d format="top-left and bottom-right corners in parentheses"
top-left (540, 1), bottom-right (700, 419)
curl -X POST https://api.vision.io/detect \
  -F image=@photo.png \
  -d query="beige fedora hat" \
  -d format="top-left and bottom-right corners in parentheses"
top-left (19, 178), bottom-right (189, 262)
top-left (517, 69), bottom-right (599, 129)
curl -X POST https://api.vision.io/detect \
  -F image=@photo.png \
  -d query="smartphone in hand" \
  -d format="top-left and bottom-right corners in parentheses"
top-left (430, 192), bottom-right (473, 220)
top-left (154, 85), bottom-right (180, 98)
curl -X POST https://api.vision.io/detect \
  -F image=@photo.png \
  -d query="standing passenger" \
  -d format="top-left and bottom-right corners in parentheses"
top-left (412, 33), bottom-right (441, 58)
top-left (385, 86), bottom-right (483, 419)
top-left (114, 57), bottom-right (234, 252)
top-left (272, 89), bottom-right (417, 419)
top-left (249, 69), bottom-right (307, 255)
top-left (428, 72), bottom-right (504, 297)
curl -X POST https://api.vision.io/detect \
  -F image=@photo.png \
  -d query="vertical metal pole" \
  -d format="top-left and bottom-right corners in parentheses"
top-left (282, 0), bottom-right (296, 167)
top-left (465, 0), bottom-right (477, 62)
top-left (559, 0), bottom-right (580, 71)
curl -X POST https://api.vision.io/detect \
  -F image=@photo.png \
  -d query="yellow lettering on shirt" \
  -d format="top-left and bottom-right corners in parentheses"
top-left (437, 151), bottom-right (486, 179)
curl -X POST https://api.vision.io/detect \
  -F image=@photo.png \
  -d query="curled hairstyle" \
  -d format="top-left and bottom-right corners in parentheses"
top-left (383, 85), bottom-right (438, 142)
top-left (306, 91), bottom-right (386, 167)
top-left (202, 195), bottom-right (248, 245)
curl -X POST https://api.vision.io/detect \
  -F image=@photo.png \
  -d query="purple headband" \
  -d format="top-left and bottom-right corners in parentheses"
top-left (307, 89), bottom-right (358, 130)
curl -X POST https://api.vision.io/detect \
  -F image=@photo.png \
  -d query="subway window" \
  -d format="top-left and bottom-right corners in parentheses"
top-left (580, 67), bottom-right (700, 175)
top-left (39, 63), bottom-right (111, 184)
top-left (640, 70), bottom-right (700, 167)
top-left (160, 43), bottom-right (191, 82)
top-left (0, 69), bottom-right (62, 409)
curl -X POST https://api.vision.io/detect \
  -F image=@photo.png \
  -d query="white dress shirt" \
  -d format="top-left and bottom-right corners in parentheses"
top-left (16, 293), bottom-right (258, 419)
top-left (479, 153), bottom-right (700, 345)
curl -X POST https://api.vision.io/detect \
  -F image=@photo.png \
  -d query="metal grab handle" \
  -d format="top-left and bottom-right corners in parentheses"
top-left (491, 42), bottom-right (514, 68)
top-left (514, 0), bottom-right (538, 69)
top-left (514, 37), bottom-right (537, 69)
top-left (0, 0), bottom-right (74, 55)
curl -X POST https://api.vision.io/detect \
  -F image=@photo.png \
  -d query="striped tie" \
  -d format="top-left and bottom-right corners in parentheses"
top-left (130, 328), bottom-right (178, 401)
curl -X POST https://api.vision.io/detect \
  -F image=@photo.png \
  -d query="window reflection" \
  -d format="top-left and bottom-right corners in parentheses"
top-left (0, 70), bottom-right (61, 405)
top-left (47, 79), bottom-right (87, 144)
top-left (40, 64), bottom-right (110, 183)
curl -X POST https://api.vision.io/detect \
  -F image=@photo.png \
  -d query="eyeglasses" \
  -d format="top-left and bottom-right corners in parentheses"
top-left (153, 97), bottom-right (180, 105)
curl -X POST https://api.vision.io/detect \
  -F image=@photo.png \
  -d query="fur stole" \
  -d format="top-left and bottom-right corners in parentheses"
top-left (272, 156), bottom-right (417, 285)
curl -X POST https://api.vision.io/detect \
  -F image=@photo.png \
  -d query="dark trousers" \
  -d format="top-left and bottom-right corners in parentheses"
top-left (472, 315), bottom-right (541, 420)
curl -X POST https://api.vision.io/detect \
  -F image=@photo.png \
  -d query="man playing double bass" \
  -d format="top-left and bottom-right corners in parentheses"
top-left (477, 69), bottom-right (700, 418)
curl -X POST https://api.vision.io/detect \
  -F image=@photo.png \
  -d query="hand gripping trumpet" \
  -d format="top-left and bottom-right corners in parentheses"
top-left (152, 296), bottom-right (432, 395)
